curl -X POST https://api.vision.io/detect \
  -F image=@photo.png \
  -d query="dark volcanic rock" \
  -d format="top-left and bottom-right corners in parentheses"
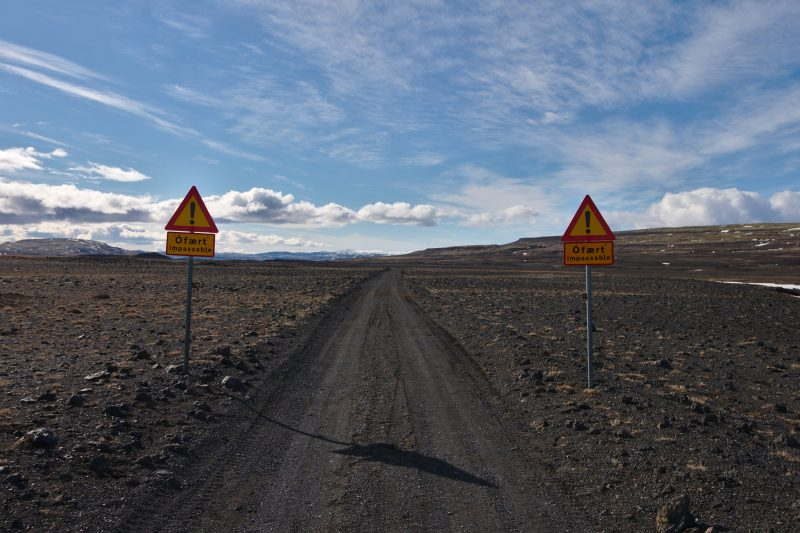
top-left (104, 404), bottom-right (131, 418)
top-left (37, 391), bottom-right (57, 402)
top-left (221, 375), bottom-right (246, 392)
top-left (13, 428), bottom-right (58, 450)
top-left (67, 394), bottom-right (86, 407)
top-left (88, 456), bottom-right (110, 475)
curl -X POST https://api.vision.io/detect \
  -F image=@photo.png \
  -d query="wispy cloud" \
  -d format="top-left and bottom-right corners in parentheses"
top-left (154, 8), bottom-right (212, 40)
top-left (222, 230), bottom-right (325, 249)
top-left (645, 1), bottom-right (800, 97)
top-left (169, 79), bottom-right (343, 148)
top-left (0, 62), bottom-right (187, 134)
top-left (462, 206), bottom-right (538, 227)
top-left (70, 162), bottom-right (151, 182)
top-left (0, 38), bottom-right (108, 81)
top-left (0, 42), bottom-right (262, 161)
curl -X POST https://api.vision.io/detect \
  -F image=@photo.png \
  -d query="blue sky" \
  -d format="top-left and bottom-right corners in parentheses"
top-left (0, 0), bottom-right (798, 253)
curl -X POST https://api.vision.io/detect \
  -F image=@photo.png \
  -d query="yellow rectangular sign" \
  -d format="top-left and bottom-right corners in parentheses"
top-left (166, 232), bottom-right (215, 257)
top-left (564, 241), bottom-right (614, 266)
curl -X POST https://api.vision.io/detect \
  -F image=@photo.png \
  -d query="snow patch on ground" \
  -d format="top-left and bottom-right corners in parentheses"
top-left (718, 281), bottom-right (800, 297)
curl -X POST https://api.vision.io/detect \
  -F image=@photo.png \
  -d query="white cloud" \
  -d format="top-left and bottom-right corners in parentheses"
top-left (205, 188), bottom-right (357, 227)
top-left (643, 188), bottom-right (800, 227)
top-left (0, 179), bottom-right (154, 224)
top-left (222, 230), bottom-right (325, 248)
top-left (70, 162), bottom-right (151, 182)
top-left (437, 164), bottom-right (556, 212)
top-left (20, 222), bottom-right (164, 244)
top-left (0, 146), bottom-right (68, 172)
top-left (357, 202), bottom-right (439, 226)
top-left (768, 190), bottom-right (800, 220)
top-left (462, 205), bottom-right (537, 227)
top-left (0, 179), bottom-right (450, 230)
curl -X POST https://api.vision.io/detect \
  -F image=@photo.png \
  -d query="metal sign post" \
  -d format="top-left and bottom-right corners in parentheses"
top-left (561, 195), bottom-right (615, 389)
top-left (585, 265), bottom-right (593, 388)
top-left (165, 186), bottom-right (219, 375)
top-left (183, 256), bottom-right (194, 373)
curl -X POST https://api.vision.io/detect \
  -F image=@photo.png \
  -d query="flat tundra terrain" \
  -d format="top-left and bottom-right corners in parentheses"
top-left (1, 252), bottom-right (799, 531)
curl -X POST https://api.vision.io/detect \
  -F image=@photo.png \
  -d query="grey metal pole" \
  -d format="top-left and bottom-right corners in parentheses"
top-left (586, 265), bottom-right (593, 388)
top-left (183, 256), bottom-right (194, 373)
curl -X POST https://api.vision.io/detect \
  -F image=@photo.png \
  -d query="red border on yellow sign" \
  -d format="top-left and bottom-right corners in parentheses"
top-left (166, 231), bottom-right (216, 257)
top-left (563, 241), bottom-right (614, 266)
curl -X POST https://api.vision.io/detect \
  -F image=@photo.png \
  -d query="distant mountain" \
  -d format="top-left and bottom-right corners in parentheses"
top-left (0, 238), bottom-right (388, 262)
top-left (0, 238), bottom-right (134, 257)
top-left (214, 250), bottom-right (389, 262)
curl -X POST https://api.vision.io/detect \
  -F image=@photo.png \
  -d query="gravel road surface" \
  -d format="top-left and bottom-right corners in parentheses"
top-left (125, 270), bottom-right (583, 531)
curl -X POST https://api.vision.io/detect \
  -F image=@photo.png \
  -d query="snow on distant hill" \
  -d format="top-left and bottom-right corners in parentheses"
top-left (0, 238), bottom-right (388, 261)
top-left (0, 238), bottom-right (133, 256)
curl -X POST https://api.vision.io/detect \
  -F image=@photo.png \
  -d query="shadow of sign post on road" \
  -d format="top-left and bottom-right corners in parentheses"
top-left (332, 442), bottom-right (498, 488)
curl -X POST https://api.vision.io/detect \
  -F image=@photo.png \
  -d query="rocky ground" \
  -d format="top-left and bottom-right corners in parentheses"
top-left (0, 256), bottom-right (377, 532)
top-left (2, 243), bottom-right (799, 531)
top-left (404, 268), bottom-right (800, 531)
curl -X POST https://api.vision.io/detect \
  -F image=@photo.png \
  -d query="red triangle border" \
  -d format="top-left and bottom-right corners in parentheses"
top-left (164, 185), bottom-right (219, 233)
top-left (561, 195), bottom-right (615, 242)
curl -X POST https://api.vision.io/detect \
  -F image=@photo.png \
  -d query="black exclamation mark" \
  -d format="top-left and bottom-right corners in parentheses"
top-left (585, 210), bottom-right (591, 234)
top-left (190, 202), bottom-right (196, 225)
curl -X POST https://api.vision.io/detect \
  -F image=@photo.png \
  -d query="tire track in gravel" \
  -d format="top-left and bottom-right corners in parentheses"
top-left (126, 269), bottom-right (586, 531)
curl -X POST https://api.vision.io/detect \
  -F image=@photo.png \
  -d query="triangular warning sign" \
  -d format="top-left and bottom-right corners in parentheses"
top-left (561, 195), bottom-right (615, 242)
top-left (165, 186), bottom-right (218, 233)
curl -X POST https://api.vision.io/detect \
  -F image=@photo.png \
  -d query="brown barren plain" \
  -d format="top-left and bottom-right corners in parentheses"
top-left (1, 222), bottom-right (798, 532)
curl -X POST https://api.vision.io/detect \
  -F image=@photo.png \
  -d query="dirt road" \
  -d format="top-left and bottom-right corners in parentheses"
top-left (124, 270), bottom-right (583, 531)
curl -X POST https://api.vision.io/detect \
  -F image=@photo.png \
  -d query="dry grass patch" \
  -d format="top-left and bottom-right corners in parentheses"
top-left (618, 372), bottom-right (647, 383)
top-left (775, 450), bottom-right (800, 463)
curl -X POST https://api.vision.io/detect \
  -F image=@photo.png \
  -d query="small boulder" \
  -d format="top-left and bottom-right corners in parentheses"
top-left (103, 404), bottom-right (130, 418)
top-left (67, 394), bottom-right (86, 407)
top-left (84, 371), bottom-right (110, 382)
top-left (212, 345), bottom-right (233, 357)
top-left (13, 428), bottom-right (58, 450)
top-left (656, 494), bottom-right (695, 533)
top-left (221, 375), bottom-right (246, 392)
top-left (37, 391), bottom-right (57, 402)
